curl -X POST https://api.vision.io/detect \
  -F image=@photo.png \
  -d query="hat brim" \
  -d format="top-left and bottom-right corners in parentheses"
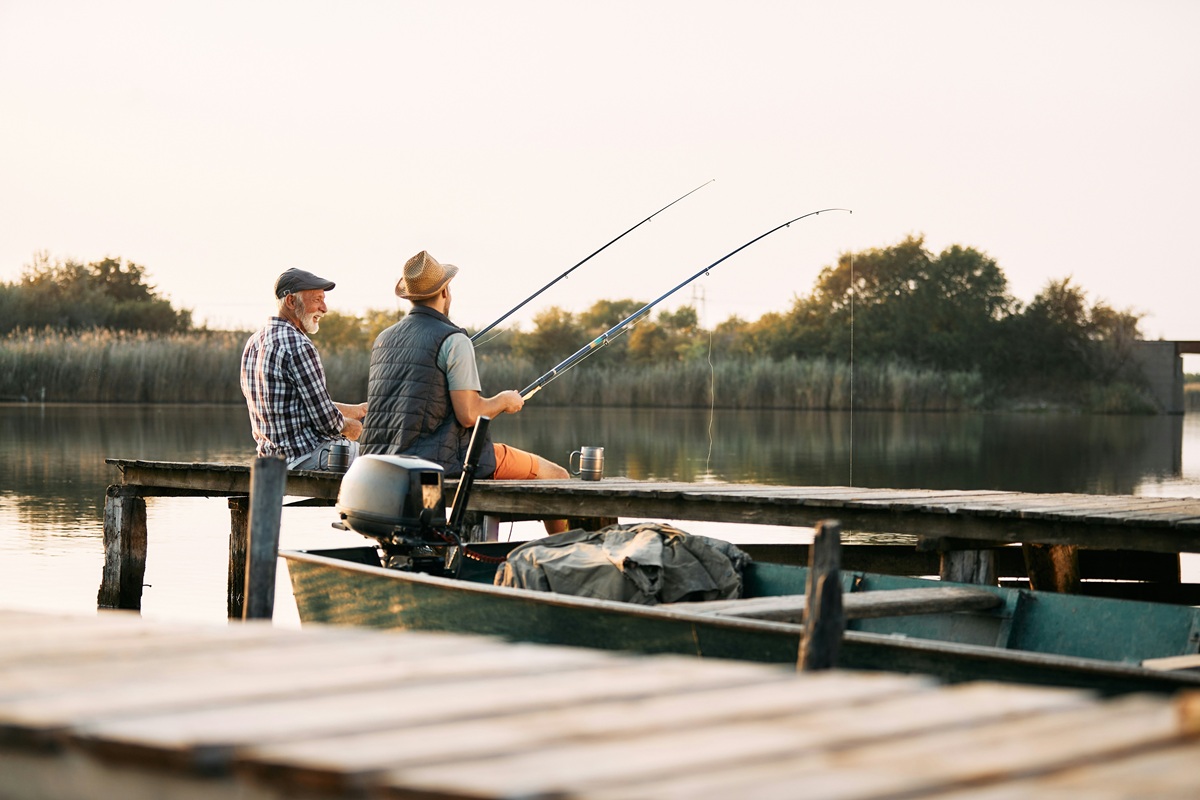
top-left (395, 264), bottom-right (458, 299)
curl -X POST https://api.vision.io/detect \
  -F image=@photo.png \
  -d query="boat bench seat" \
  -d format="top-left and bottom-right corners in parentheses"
top-left (680, 586), bottom-right (1004, 624)
top-left (1141, 653), bottom-right (1200, 672)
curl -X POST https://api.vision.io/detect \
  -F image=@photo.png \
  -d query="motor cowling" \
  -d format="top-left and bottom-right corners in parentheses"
top-left (336, 454), bottom-right (447, 543)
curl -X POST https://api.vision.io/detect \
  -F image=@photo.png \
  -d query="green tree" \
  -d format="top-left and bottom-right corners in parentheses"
top-left (779, 236), bottom-right (1014, 370)
top-left (997, 277), bottom-right (1143, 390)
top-left (514, 306), bottom-right (584, 366)
top-left (4, 253), bottom-right (191, 333)
top-left (316, 307), bottom-right (404, 351)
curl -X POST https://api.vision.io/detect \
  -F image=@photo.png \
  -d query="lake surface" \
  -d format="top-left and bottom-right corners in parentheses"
top-left (2, 403), bottom-right (1198, 627)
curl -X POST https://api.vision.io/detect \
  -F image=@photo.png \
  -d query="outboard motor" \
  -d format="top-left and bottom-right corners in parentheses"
top-left (334, 417), bottom-right (491, 575)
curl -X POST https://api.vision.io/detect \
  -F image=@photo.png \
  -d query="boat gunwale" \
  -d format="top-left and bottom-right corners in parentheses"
top-left (279, 548), bottom-right (1200, 689)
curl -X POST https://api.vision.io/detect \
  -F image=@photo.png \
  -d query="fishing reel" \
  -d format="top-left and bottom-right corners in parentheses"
top-left (332, 418), bottom-right (491, 576)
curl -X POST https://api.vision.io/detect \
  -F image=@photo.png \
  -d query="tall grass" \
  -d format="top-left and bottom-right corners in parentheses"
top-left (0, 329), bottom-right (371, 404)
top-left (477, 355), bottom-right (985, 410)
top-left (0, 329), bottom-right (1026, 412)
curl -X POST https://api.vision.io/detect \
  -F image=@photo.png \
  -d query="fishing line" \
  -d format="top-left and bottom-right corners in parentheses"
top-left (849, 247), bottom-right (855, 488)
top-left (701, 288), bottom-right (715, 478)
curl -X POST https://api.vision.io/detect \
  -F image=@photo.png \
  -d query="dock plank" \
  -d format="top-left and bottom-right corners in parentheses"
top-left (237, 671), bottom-right (931, 794)
top-left (378, 686), bottom-right (1126, 800)
top-left (105, 460), bottom-right (1200, 555)
top-left (2, 610), bottom-right (1199, 800)
top-left (70, 656), bottom-right (783, 773)
top-left (584, 695), bottom-right (1187, 800)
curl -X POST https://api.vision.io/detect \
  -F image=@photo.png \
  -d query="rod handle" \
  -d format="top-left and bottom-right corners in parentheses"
top-left (448, 416), bottom-right (491, 532)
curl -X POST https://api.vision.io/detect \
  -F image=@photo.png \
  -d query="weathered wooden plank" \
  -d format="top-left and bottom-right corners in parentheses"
top-left (236, 671), bottom-right (932, 794)
top-left (5, 608), bottom-right (1200, 800)
top-left (930, 741), bottom-right (1200, 799)
top-left (0, 629), bottom-right (468, 699)
top-left (579, 694), bottom-right (1184, 800)
top-left (68, 657), bottom-right (783, 773)
top-left (0, 639), bottom-right (604, 750)
top-left (375, 682), bottom-right (1104, 799)
top-left (105, 459), bottom-right (341, 501)
top-left (99, 460), bottom-right (1200, 556)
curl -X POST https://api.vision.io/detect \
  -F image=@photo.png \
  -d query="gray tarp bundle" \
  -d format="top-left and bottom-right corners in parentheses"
top-left (494, 522), bottom-right (752, 605)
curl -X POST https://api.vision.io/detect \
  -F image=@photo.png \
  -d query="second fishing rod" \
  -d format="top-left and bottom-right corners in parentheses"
top-left (520, 207), bottom-right (853, 400)
top-left (471, 180), bottom-right (714, 344)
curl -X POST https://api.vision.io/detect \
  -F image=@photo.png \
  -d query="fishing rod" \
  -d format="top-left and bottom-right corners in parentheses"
top-left (471, 179), bottom-right (715, 343)
top-left (520, 208), bottom-right (853, 400)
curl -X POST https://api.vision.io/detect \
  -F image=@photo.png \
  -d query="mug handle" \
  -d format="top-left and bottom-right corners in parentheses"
top-left (318, 447), bottom-right (329, 470)
top-left (568, 449), bottom-right (581, 475)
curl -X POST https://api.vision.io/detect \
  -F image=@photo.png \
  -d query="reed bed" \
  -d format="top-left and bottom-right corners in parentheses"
top-left (2, 330), bottom-right (987, 410)
top-left (478, 355), bottom-right (985, 410)
top-left (0, 329), bottom-right (373, 404)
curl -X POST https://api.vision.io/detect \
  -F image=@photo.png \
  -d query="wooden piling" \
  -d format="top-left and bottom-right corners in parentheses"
top-left (97, 485), bottom-right (147, 610)
top-left (1023, 543), bottom-right (1082, 593)
top-left (940, 548), bottom-right (998, 585)
top-left (242, 457), bottom-right (287, 620)
top-left (227, 496), bottom-right (249, 619)
top-left (798, 519), bottom-right (844, 671)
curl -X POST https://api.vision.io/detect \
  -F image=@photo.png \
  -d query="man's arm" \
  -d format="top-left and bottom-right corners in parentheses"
top-left (450, 389), bottom-right (523, 429)
top-left (334, 402), bottom-right (367, 440)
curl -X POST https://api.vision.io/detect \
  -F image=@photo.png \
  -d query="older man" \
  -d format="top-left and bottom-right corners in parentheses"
top-left (240, 267), bottom-right (367, 470)
top-left (361, 251), bottom-right (568, 533)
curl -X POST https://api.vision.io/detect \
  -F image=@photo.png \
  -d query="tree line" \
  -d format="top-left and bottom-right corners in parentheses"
top-left (1, 238), bottom-right (1150, 408)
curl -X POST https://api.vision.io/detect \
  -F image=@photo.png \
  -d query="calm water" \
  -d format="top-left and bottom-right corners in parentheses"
top-left (2, 403), bottom-right (1198, 627)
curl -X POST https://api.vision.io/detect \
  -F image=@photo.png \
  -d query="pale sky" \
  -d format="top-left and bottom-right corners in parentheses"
top-left (2, 1), bottom-right (1197, 346)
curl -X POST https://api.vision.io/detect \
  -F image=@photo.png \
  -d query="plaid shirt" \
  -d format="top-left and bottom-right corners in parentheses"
top-left (240, 317), bottom-right (344, 461)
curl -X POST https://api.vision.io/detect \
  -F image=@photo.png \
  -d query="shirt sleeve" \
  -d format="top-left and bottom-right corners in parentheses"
top-left (291, 337), bottom-right (345, 436)
top-left (438, 332), bottom-right (482, 392)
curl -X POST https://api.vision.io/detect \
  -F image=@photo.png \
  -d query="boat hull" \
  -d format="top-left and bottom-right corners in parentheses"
top-left (283, 548), bottom-right (1200, 696)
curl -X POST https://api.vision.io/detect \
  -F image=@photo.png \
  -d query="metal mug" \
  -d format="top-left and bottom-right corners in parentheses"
top-left (319, 442), bottom-right (352, 473)
top-left (569, 446), bottom-right (604, 481)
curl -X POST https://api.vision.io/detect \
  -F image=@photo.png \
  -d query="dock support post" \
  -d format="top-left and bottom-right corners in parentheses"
top-left (243, 457), bottom-right (287, 620)
top-left (940, 549), bottom-right (997, 585)
top-left (799, 519), bottom-right (845, 671)
top-left (97, 485), bottom-right (148, 610)
top-left (228, 496), bottom-right (249, 619)
top-left (1022, 543), bottom-right (1081, 593)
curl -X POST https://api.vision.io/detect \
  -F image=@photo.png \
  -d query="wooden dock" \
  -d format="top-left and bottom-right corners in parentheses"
top-left (99, 459), bottom-right (1200, 616)
top-left (2, 608), bottom-right (1199, 799)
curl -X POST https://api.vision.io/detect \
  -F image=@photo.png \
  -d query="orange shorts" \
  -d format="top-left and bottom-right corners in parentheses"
top-left (492, 443), bottom-right (541, 480)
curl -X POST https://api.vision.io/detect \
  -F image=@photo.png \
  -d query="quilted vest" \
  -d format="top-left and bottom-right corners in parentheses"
top-left (360, 306), bottom-right (497, 479)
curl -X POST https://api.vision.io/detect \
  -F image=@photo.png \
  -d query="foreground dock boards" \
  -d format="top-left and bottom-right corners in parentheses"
top-left (1, 610), bottom-right (1199, 799)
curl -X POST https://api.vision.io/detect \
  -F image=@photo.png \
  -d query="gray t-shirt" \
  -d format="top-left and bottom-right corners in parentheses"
top-left (437, 332), bottom-right (481, 392)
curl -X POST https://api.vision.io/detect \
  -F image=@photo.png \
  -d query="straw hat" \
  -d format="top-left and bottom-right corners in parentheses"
top-left (395, 251), bottom-right (459, 299)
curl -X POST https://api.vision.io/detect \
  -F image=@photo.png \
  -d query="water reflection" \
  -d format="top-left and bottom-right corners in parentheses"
top-left (0, 402), bottom-right (1196, 622)
top-left (500, 407), bottom-right (1184, 494)
top-left (1, 404), bottom-right (255, 530)
top-left (0, 404), bottom-right (1190, 537)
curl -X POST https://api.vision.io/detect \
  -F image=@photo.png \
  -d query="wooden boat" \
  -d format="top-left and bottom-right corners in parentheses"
top-left (281, 541), bottom-right (1200, 696)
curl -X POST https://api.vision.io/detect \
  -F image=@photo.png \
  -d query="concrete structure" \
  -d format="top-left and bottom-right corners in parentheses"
top-left (1132, 340), bottom-right (1200, 414)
